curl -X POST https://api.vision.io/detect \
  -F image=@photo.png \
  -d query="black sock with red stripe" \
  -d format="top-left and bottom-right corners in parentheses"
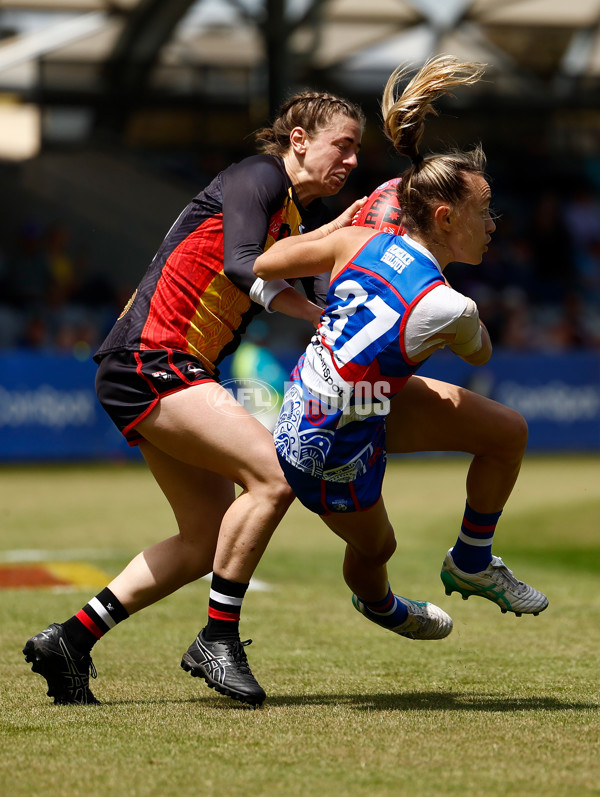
top-left (61, 588), bottom-right (129, 653)
top-left (203, 573), bottom-right (248, 642)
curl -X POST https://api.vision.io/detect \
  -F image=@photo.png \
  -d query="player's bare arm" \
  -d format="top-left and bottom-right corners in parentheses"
top-left (255, 225), bottom-right (373, 281)
top-left (268, 287), bottom-right (323, 327)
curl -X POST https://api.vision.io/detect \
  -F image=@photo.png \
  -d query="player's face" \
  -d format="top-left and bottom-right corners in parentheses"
top-left (449, 174), bottom-right (496, 265)
top-left (301, 115), bottom-right (362, 201)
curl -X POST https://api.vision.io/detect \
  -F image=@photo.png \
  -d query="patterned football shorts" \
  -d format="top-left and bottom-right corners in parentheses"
top-left (277, 451), bottom-right (386, 516)
top-left (95, 349), bottom-right (215, 446)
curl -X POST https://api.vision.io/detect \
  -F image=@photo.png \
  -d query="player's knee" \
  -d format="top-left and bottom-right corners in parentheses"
top-left (514, 411), bottom-right (529, 454)
top-left (269, 476), bottom-right (295, 511)
top-left (254, 462), bottom-right (294, 510)
top-left (379, 534), bottom-right (397, 565)
top-left (497, 407), bottom-right (528, 460)
top-left (359, 532), bottom-right (396, 567)
top-left (246, 445), bottom-right (294, 504)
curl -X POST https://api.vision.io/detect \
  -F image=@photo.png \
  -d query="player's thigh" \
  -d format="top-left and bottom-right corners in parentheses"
top-left (386, 375), bottom-right (527, 456)
top-left (136, 381), bottom-right (287, 488)
top-left (322, 498), bottom-right (396, 562)
top-left (139, 440), bottom-right (235, 548)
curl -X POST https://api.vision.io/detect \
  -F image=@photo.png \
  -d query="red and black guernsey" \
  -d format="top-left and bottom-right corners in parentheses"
top-left (95, 155), bottom-right (330, 376)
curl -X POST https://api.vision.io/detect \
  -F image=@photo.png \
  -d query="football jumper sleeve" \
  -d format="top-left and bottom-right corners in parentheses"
top-left (94, 155), bottom-right (329, 376)
top-left (404, 285), bottom-right (481, 359)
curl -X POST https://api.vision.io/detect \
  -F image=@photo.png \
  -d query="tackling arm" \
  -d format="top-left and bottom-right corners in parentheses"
top-left (268, 287), bottom-right (323, 327)
top-left (254, 198), bottom-right (368, 281)
top-left (222, 157), bottom-right (324, 323)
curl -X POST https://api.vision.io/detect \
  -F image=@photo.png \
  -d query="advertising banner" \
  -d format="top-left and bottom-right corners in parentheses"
top-left (0, 350), bottom-right (598, 461)
top-left (418, 351), bottom-right (600, 452)
top-left (0, 351), bottom-right (136, 461)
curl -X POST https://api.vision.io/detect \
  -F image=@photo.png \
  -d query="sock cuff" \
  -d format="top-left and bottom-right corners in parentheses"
top-left (63, 587), bottom-right (128, 652)
top-left (458, 529), bottom-right (493, 546)
top-left (210, 573), bottom-right (249, 599)
top-left (96, 587), bottom-right (129, 623)
top-left (463, 501), bottom-right (502, 527)
top-left (364, 585), bottom-right (394, 611)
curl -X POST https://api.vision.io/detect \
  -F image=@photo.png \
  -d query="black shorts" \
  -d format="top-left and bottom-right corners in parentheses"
top-left (95, 349), bottom-right (215, 446)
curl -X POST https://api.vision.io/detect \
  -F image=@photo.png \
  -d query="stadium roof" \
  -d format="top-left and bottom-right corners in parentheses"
top-left (1, 0), bottom-right (600, 152)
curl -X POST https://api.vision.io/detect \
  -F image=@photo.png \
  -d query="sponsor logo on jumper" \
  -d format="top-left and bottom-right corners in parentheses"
top-left (312, 341), bottom-right (345, 396)
top-left (380, 244), bottom-right (414, 274)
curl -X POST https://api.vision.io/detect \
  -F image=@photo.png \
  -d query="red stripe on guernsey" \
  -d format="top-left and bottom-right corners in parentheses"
top-left (319, 319), bottom-right (406, 392)
top-left (345, 263), bottom-right (410, 308)
top-left (398, 281), bottom-right (447, 365)
top-left (208, 607), bottom-right (240, 622)
top-left (323, 264), bottom-right (440, 387)
top-left (75, 610), bottom-right (105, 639)
top-left (333, 233), bottom-right (382, 283)
top-left (462, 517), bottom-right (497, 535)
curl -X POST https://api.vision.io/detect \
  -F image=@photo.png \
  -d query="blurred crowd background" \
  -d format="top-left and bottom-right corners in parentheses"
top-left (1, 143), bottom-right (599, 360)
top-left (1, 0), bottom-right (600, 360)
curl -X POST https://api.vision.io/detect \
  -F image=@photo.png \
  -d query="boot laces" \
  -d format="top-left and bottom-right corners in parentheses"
top-left (491, 558), bottom-right (526, 594)
top-left (227, 639), bottom-right (253, 674)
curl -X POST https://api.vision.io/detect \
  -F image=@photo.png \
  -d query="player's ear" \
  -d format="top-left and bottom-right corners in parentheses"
top-left (289, 127), bottom-right (308, 155)
top-left (433, 203), bottom-right (452, 232)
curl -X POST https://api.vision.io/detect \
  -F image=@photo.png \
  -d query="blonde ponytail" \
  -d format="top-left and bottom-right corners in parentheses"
top-left (381, 55), bottom-right (488, 235)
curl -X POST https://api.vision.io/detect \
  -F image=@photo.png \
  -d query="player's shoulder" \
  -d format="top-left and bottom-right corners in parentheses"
top-left (416, 283), bottom-right (468, 319)
top-left (226, 154), bottom-right (288, 190)
top-left (330, 226), bottom-right (381, 275)
top-left (220, 155), bottom-right (290, 212)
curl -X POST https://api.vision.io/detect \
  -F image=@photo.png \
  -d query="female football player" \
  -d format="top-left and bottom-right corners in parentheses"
top-left (254, 55), bottom-right (548, 643)
top-left (24, 90), bottom-right (366, 707)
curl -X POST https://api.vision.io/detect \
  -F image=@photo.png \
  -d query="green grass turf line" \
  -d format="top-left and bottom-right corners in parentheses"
top-left (1, 456), bottom-right (598, 796)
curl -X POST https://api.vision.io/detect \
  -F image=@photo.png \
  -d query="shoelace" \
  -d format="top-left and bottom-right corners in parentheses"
top-left (490, 558), bottom-right (527, 594)
top-left (403, 602), bottom-right (431, 630)
top-left (59, 636), bottom-right (97, 680)
top-left (226, 639), bottom-right (253, 674)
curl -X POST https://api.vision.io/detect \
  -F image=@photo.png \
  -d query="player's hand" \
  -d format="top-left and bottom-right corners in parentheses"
top-left (329, 197), bottom-right (368, 232)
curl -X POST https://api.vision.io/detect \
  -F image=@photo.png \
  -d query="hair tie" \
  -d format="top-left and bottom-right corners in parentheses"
top-left (411, 153), bottom-right (424, 167)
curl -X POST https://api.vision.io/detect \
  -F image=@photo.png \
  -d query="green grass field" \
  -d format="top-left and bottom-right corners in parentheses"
top-left (1, 455), bottom-right (599, 797)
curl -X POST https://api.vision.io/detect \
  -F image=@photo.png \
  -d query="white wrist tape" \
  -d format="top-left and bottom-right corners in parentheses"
top-left (249, 277), bottom-right (290, 312)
